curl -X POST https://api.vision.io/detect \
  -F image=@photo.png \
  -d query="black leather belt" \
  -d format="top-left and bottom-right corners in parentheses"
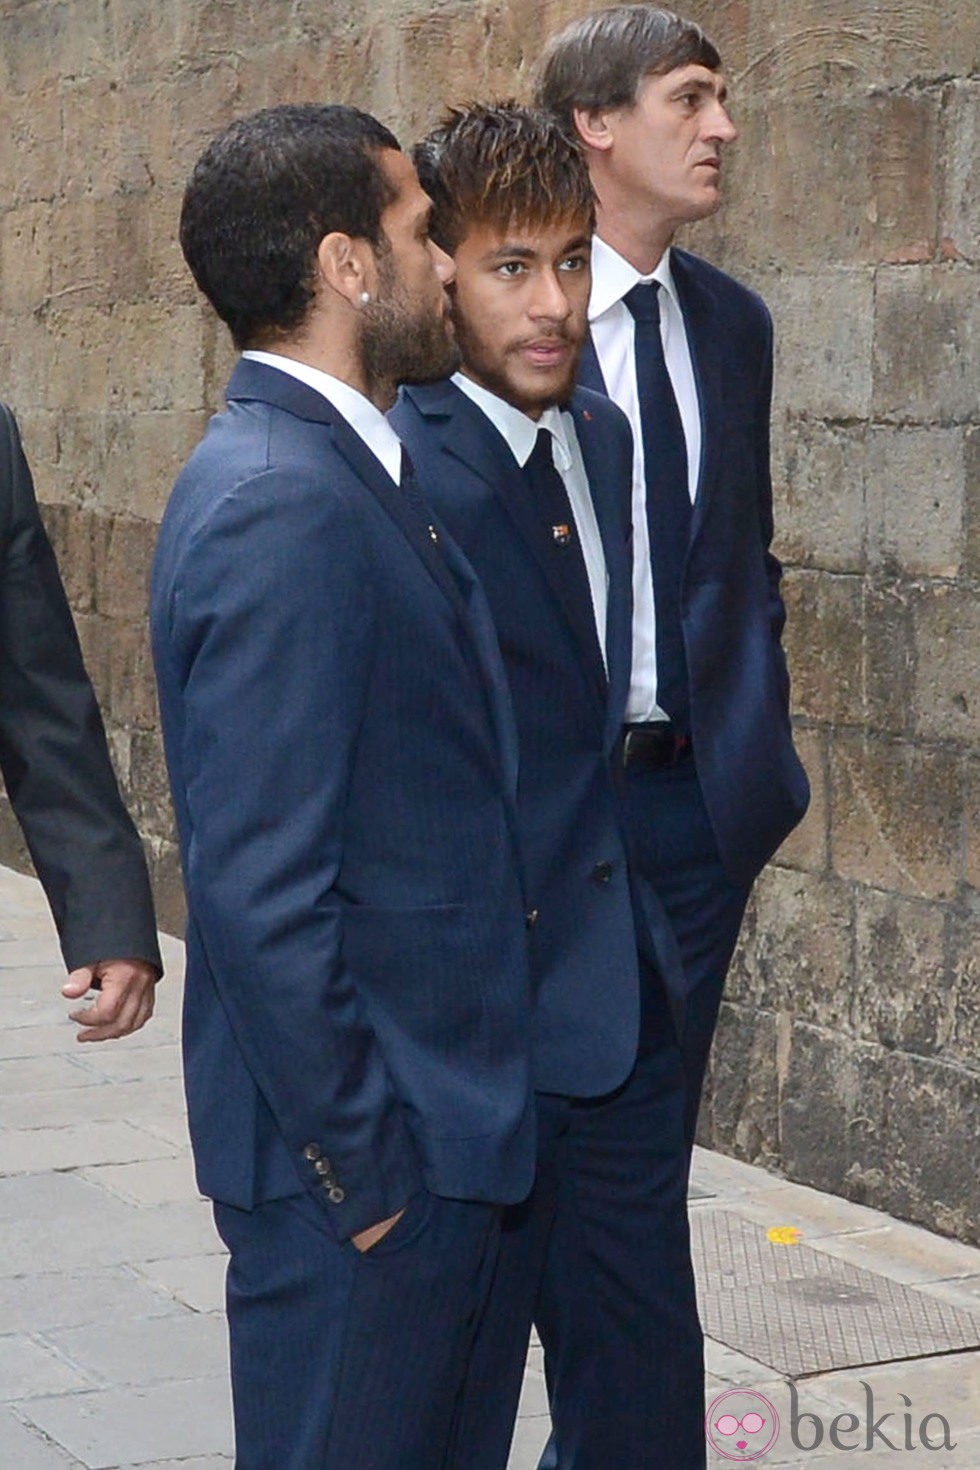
top-left (621, 722), bottom-right (692, 770)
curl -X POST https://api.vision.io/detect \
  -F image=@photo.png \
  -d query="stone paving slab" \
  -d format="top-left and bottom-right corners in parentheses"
top-left (3, 862), bottom-right (980, 1469)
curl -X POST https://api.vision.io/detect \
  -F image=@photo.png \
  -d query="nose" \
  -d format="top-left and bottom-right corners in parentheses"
top-left (529, 268), bottom-right (572, 322)
top-left (430, 240), bottom-right (455, 287)
top-left (708, 100), bottom-right (738, 144)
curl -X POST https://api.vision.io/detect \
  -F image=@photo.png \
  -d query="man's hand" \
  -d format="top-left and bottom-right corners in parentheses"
top-left (351, 1206), bottom-right (406, 1254)
top-left (63, 958), bottom-right (158, 1041)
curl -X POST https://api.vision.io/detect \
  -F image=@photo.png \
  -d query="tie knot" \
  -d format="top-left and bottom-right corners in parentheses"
top-left (527, 427), bottom-right (556, 474)
top-left (622, 281), bottom-right (661, 325)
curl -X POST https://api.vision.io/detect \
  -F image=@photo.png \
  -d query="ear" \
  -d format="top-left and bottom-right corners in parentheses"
top-left (316, 231), bottom-right (377, 310)
top-left (573, 105), bottom-right (615, 155)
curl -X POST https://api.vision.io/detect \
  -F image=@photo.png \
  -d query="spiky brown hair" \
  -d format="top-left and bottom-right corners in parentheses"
top-left (413, 101), bottom-right (595, 254)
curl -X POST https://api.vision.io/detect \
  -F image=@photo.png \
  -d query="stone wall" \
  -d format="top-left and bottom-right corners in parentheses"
top-left (0, 1), bottom-right (976, 1239)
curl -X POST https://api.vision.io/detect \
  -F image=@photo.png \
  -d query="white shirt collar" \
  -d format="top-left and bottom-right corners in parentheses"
top-left (588, 236), bottom-right (677, 323)
top-left (451, 372), bottom-right (573, 471)
top-left (241, 350), bottom-right (404, 484)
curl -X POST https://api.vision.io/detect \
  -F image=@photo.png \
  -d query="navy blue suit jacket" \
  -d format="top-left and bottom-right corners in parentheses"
top-left (151, 361), bottom-right (536, 1240)
top-left (579, 248), bottom-right (809, 883)
top-left (393, 381), bottom-right (683, 1096)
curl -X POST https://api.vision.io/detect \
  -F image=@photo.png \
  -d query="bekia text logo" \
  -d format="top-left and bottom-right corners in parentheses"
top-left (706, 1383), bottom-right (957, 1461)
top-left (706, 1389), bottom-right (779, 1462)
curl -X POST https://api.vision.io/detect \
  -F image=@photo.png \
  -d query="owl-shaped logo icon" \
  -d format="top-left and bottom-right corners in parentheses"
top-left (705, 1389), bottom-right (780, 1461)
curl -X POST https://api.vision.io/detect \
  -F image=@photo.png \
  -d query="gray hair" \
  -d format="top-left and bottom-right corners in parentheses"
top-left (535, 6), bottom-right (721, 135)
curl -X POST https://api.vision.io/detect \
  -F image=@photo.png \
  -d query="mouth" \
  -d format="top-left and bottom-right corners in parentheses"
top-left (696, 157), bottom-right (721, 172)
top-left (518, 337), bottom-right (574, 368)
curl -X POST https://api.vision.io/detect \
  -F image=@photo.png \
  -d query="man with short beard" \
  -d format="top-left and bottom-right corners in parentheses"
top-left (392, 102), bottom-right (696, 1470)
top-left (151, 104), bottom-right (537, 1470)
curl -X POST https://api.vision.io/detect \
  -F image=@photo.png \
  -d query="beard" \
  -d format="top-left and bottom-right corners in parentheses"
top-left (359, 256), bottom-right (460, 399)
top-left (451, 312), bottom-right (582, 417)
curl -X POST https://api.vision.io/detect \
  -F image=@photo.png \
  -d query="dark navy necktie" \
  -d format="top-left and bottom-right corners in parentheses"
top-left (524, 427), bottom-right (604, 675)
top-left (622, 281), bottom-right (691, 730)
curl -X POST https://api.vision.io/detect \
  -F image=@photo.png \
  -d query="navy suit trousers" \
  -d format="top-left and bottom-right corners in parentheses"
top-left (448, 973), bottom-right (702, 1470)
top-left (214, 1190), bottom-right (500, 1470)
top-left (620, 759), bottom-right (751, 1145)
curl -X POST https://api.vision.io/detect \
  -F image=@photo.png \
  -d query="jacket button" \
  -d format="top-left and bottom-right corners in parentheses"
top-left (326, 1185), bottom-right (346, 1204)
top-left (314, 1158), bottom-right (334, 1177)
top-left (303, 1143), bottom-right (322, 1162)
top-left (525, 908), bottom-right (539, 929)
top-left (591, 861), bottom-right (614, 886)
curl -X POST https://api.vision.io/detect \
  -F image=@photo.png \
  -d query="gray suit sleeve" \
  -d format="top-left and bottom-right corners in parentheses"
top-left (0, 403), bottom-right (162, 973)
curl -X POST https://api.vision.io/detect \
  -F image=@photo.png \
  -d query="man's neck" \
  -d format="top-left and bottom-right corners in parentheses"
top-left (591, 175), bottom-right (675, 275)
top-left (255, 336), bottom-right (391, 410)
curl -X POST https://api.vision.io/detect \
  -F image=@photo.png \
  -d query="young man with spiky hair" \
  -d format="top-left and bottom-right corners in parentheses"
top-left (152, 103), bottom-right (539, 1470)
top-left (392, 101), bottom-right (703, 1470)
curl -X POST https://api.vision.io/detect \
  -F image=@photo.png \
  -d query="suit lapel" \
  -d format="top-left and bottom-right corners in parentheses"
top-left (578, 332), bottom-right (607, 395)
top-left (670, 251), bottom-right (724, 542)
top-left (436, 385), bottom-right (608, 706)
top-left (226, 361), bottom-right (518, 795)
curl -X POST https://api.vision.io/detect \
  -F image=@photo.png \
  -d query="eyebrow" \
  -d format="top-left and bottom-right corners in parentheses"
top-left (483, 235), bottom-right (592, 263)
top-left (673, 76), bottom-right (728, 103)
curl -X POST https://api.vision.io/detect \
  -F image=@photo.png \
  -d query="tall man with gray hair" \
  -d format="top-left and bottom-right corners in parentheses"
top-left (534, 8), bottom-right (809, 1463)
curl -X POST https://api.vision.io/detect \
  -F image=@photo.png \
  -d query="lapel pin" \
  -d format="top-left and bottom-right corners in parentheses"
top-left (428, 524), bottom-right (440, 544)
top-left (582, 409), bottom-right (593, 421)
top-left (552, 524), bottom-right (572, 546)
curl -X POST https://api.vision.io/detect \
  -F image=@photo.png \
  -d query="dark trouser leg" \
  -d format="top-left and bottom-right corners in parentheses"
top-left (214, 1187), bottom-right (499, 1470)
top-left (536, 973), bottom-right (704, 1470)
top-left (445, 1098), bottom-right (568, 1470)
top-left (619, 760), bottom-right (751, 1144)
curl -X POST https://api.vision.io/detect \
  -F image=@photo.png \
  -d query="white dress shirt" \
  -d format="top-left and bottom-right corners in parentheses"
top-left (242, 350), bottom-right (404, 485)
top-left (452, 372), bottom-right (608, 671)
top-left (589, 237), bottom-right (701, 722)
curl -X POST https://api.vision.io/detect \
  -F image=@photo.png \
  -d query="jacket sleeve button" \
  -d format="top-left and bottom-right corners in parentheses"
top-left (303, 1143), bottom-right (322, 1162)
top-left (326, 1185), bottom-right (346, 1204)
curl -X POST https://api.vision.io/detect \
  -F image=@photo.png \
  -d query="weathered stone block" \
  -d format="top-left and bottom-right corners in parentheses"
top-left (773, 724), bottom-right (829, 874)
top-left (698, 1002), bottom-right (780, 1166)
top-left (948, 906), bottom-right (980, 1069)
top-left (830, 732), bottom-right (960, 899)
top-left (940, 80), bottom-right (979, 264)
top-left (911, 584), bottom-right (980, 746)
top-left (781, 1027), bottom-right (980, 1241)
top-left (873, 264), bottom-right (978, 424)
top-left (852, 888), bottom-right (950, 1054)
top-left (106, 304), bottom-right (209, 413)
top-left (967, 759), bottom-right (980, 893)
top-left (762, 268), bottom-right (875, 421)
top-left (866, 426), bottom-right (965, 577)
top-left (45, 307), bottom-right (113, 414)
top-left (93, 513), bottom-right (156, 621)
top-left (128, 730), bottom-right (174, 839)
top-left (39, 501), bottom-right (97, 615)
top-left (1, 202), bottom-right (52, 313)
top-left (964, 427), bottom-right (980, 581)
top-left (781, 568), bottom-right (864, 725)
top-left (705, 91), bottom-right (939, 272)
top-left (100, 409), bottom-right (209, 522)
top-left (773, 415), bottom-right (866, 573)
top-left (735, 0), bottom-right (980, 93)
top-left (3, 83), bottom-right (62, 209)
top-left (863, 579), bottom-right (915, 737)
top-left (750, 866), bottom-right (854, 1026)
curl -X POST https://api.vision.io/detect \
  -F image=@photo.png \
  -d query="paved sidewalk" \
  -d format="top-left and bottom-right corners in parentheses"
top-left (2, 861), bottom-right (979, 1469)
